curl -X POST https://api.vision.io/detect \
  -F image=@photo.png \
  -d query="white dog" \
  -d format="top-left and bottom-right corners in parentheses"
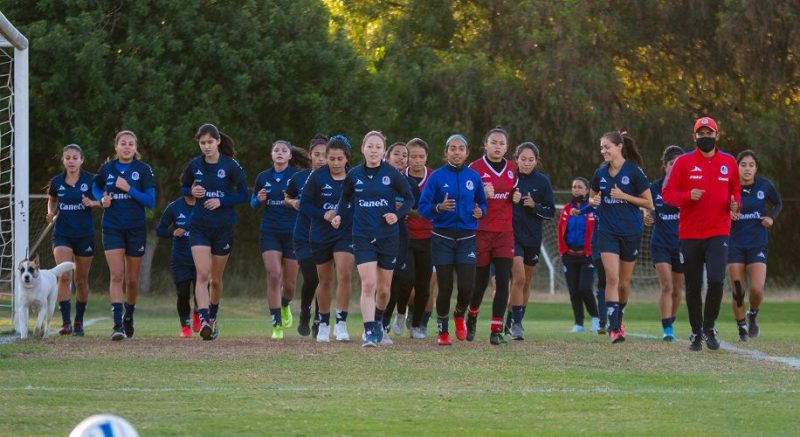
top-left (15, 255), bottom-right (75, 339)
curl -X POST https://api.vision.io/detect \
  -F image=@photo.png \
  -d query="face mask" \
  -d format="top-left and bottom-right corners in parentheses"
top-left (696, 136), bottom-right (716, 153)
top-left (572, 195), bottom-right (586, 204)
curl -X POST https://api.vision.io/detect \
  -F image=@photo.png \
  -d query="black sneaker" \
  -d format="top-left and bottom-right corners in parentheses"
top-left (598, 323), bottom-right (607, 335)
top-left (199, 321), bottom-right (213, 340)
top-left (297, 312), bottom-right (311, 337)
top-left (466, 313), bottom-right (478, 342)
top-left (737, 324), bottom-right (748, 342)
top-left (72, 321), bottom-right (84, 337)
top-left (209, 319), bottom-right (219, 339)
top-left (489, 331), bottom-right (508, 345)
top-left (747, 310), bottom-right (760, 338)
top-left (311, 321), bottom-right (320, 339)
top-left (704, 329), bottom-right (720, 350)
top-left (123, 315), bottom-right (134, 339)
top-left (688, 334), bottom-right (702, 352)
top-left (111, 324), bottom-right (126, 341)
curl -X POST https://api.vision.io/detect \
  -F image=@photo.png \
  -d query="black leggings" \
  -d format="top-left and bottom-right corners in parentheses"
top-left (435, 264), bottom-right (475, 317)
top-left (471, 258), bottom-right (513, 318)
top-left (562, 254), bottom-right (598, 325)
top-left (298, 256), bottom-right (319, 312)
top-left (176, 279), bottom-right (195, 327)
top-left (681, 236), bottom-right (728, 334)
top-left (385, 250), bottom-right (413, 325)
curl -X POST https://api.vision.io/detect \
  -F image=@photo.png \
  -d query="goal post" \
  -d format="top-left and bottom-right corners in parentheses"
top-left (0, 12), bottom-right (29, 332)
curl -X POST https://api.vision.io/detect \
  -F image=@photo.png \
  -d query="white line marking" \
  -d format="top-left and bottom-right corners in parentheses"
top-left (0, 317), bottom-right (107, 345)
top-left (628, 333), bottom-right (800, 369)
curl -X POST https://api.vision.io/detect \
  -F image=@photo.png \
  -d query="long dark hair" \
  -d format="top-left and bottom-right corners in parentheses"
top-left (483, 125), bottom-right (510, 145)
top-left (601, 131), bottom-right (642, 166)
top-left (290, 146), bottom-right (311, 169)
top-left (195, 123), bottom-right (236, 157)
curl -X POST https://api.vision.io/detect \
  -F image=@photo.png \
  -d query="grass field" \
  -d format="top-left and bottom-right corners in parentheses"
top-left (1, 295), bottom-right (798, 436)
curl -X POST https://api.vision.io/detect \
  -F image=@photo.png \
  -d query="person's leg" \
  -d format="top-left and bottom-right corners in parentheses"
top-left (601, 252), bottom-right (621, 332)
top-left (411, 243), bottom-right (432, 328)
top-left (297, 256), bottom-right (318, 335)
top-left (563, 256), bottom-right (583, 327)
top-left (746, 261), bottom-right (767, 337)
top-left (728, 263), bottom-right (747, 334)
top-left (680, 239), bottom-right (705, 338)
top-left (281, 257), bottom-right (299, 310)
top-left (262, 250), bottom-right (283, 328)
top-left (702, 236), bottom-right (728, 333)
top-left (578, 259), bottom-right (598, 318)
top-left (72, 255), bottom-right (93, 331)
top-left (176, 279), bottom-right (192, 328)
top-left (333, 251), bottom-right (354, 340)
top-left (54, 246), bottom-right (74, 331)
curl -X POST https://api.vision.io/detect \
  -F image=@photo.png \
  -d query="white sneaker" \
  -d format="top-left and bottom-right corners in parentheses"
top-left (392, 313), bottom-right (406, 336)
top-left (380, 328), bottom-right (394, 345)
top-left (589, 317), bottom-right (600, 333)
top-left (571, 324), bottom-right (586, 333)
top-left (410, 327), bottom-right (426, 339)
top-left (316, 322), bottom-right (330, 342)
top-left (334, 321), bottom-right (350, 342)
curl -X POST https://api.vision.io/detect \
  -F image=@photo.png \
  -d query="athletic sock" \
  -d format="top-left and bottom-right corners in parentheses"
top-left (748, 308), bottom-right (759, 317)
top-left (198, 308), bottom-right (210, 324)
top-left (737, 319), bottom-right (747, 329)
top-left (607, 301), bottom-right (620, 331)
top-left (619, 302), bottom-right (626, 324)
top-left (364, 321), bottom-right (377, 337)
top-left (320, 312), bottom-right (330, 325)
top-left (437, 316), bottom-right (449, 334)
top-left (269, 308), bottom-right (282, 328)
top-left (59, 300), bottom-right (71, 324)
top-left (661, 318), bottom-right (673, 329)
top-left (421, 311), bottom-right (432, 327)
top-left (75, 301), bottom-right (87, 324)
top-left (468, 307), bottom-right (479, 318)
top-left (670, 316), bottom-right (676, 325)
top-left (512, 305), bottom-right (524, 324)
top-left (209, 303), bottom-right (219, 320)
top-left (335, 310), bottom-right (348, 323)
top-left (490, 316), bottom-right (504, 333)
top-left (123, 302), bottom-right (135, 318)
top-left (111, 303), bottom-right (123, 326)
top-left (281, 297), bottom-right (292, 308)
top-left (374, 308), bottom-right (386, 330)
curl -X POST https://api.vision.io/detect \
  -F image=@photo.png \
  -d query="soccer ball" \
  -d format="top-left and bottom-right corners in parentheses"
top-left (69, 414), bottom-right (139, 437)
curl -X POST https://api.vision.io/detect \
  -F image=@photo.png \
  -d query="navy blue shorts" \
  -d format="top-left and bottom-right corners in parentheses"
top-left (293, 238), bottom-right (312, 261)
top-left (514, 242), bottom-right (540, 266)
top-left (190, 223), bottom-right (233, 256)
top-left (728, 246), bottom-right (768, 265)
top-left (597, 231), bottom-right (642, 262)
top-left (171, 262), bottom-right (196, 284)
top-left (102, 227), bottom-right (146, 257)
top-left (53, 234), bottom-right (95, 257)
top-left (354, 235), bottom-right (397, 270)
top-left (431, 232), bottom-right (477, 266)
top-left (260, 231), bottom-right (296, 259)
top-left (651, 244), bottom-right (684, 273)
top-left (312, 238), bottom-right (354, 265)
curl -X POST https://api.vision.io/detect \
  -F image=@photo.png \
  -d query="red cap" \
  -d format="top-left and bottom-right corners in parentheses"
top-left (693, 117), bottom-right (718, 133)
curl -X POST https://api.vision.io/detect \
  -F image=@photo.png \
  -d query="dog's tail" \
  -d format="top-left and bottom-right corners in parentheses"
top-left (49, 261), bottom-right (76, 277)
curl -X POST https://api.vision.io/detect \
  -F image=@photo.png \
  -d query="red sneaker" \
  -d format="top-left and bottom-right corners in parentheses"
top-left (192, 311), bottom-right (201, 332)
top-left (180, 326), bottom-right (192, 338)
top-left (454, 317), bottom-right (467, 341)
top-left (59, 322), bottom-right (73, 336)
top-left (437, 332), bottom-right (453, 346)
top-left (610, 329), bottom-right (626, 344)
top-left (620, 323), bottom-right (626, 337)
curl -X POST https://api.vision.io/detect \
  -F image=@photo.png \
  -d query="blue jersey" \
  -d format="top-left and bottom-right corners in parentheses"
top-left (419, 163), bottom-right (488, 231)
top-left (336, 161), bottom-right (414, 239)
top-left (512, 170), bottom-right (555, 246)
top-left (301, 165), bottom-right (353, 244)
top-left (181, 154), bottom-right (249, 227)
top-left (397, 175), bottom-right (421, 243)
top-left (252, 166), bottom-right (300, 233)
top-left (286, 169), bottom-right (312, 243)
top-left (156, 197), bottom-right (195, 269)
top-left (730, 176), bottom-right (782, 249)
top-left (94, 159), bottom-right (155, 230)
top-left (591, 160), bottom-right (649, 237)
top-left (48, 170), bottom-right (96, 238)
top-left (650, 178), bottom-right (680, 250)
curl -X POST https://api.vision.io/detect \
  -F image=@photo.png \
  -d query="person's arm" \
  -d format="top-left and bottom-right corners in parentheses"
top-left (662, 159), bottom-right (690, 207)
top-left (128, 186), bottom-right (156, 209)
top-left (299, 174), bottom-right (327, 218)
top-left (221, 166), bottom-right (249, 207)
top-left (394, 174), bottom-right (415, 218)
top-left (250, 173), bottom-right (264, 209)
top-left (156, 204), bottom-right (175, 238)
top-left (474, 173), bottom-right (488, 216)
top-left (418, 175), bottom-right (438, 219)
top-left (533, 179), bottom-right (555, 219)
top-left (766, 181), bottom-right (783, 220)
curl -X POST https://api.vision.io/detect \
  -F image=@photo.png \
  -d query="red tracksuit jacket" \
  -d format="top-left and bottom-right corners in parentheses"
top-left (662, 148), bottom-right (741, 240)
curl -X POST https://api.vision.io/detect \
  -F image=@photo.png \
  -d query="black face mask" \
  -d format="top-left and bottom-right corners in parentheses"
top-left (696, 136), bottom-right (716, 153)
top-left (572, 195), bottom-right (586, 204)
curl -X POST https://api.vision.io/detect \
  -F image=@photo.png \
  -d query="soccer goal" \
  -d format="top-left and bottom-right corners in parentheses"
top-left (0, 13), bottom-right (29, 332)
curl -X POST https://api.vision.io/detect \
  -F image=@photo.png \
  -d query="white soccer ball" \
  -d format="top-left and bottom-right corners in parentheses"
top-left (69, 414), bottom-right (139, 437)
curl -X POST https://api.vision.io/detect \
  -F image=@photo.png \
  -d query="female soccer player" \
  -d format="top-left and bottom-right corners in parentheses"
top-left (252, 140), bottom-right (307, 339)
top-left (589, 131), bottom-right (652, 344)
top-left (93, 131), bottom-right (155, 340)
top-left (506, 142), bottom-right (554, 339)
top-left (468, 127), bottom-right (517, 345)
top-left (643, 145), bottom-right (685, 341)
top-left (557, 177), bottom-right (599, 334)
top-left (330, 131), bottom-right (414, 347)
top-left (181, 123), bottom-right (248, 341)
top-left (728, 150), bottom-right (782, 341)
top-left (285, 135), bottom-right (328, 337)
top-left (46, 144), bottom-right (99, 337)
top-left (156, 193), bottom-right (196, 338)
top-left (301, 135), bottom-right (355, 343)
top-left (419, 134), bottom-right (487, 346)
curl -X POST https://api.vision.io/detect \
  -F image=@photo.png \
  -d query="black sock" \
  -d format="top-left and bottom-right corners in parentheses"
top-left (123, 302), bottom-right (135, 319)
top-left (209, 303), bottom-right (219, 320)
top-left (269, 308), bottom-right (282, 327)
top-left (336, 310), bottom-right (348, 323)
top-left (437, 316), bottom-right (449, 334)
top-left (320, 312), bottom-right (330, 325)
top-left (421, 311), bottom-right (432, 327)
top-left (75, 301), bottom-right (87, 324)
top-left (59, 300), bottom-right (71, 324)
top-left (661, 318), bottom-right (673, 329)
top-left (112, 303), bottom-right (123, 326)
top-left (281, 296), bottom-right (291, 308)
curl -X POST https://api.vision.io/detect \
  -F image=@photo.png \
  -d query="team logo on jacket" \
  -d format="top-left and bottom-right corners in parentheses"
top-left (178, 213), bottom-right (186, 219)
top-left (691, 166), bottom-right (702, 172)
top-left (217, 169), bottom-right (226, 178)
top-left (465, 180), bottom-right (474, 190)
top-left (80, 183), bottom-right (88, 192)
top-left (621, 176), bottom-right (630, 185)
top-left (58, 185), bottom-right (66, 191)
top-left (720, 165), bottom-right (728, 175)
top-left (757, 190), bottom-right (764, 200)
top-left (382, 176), bottom-right (391, 185)
top-left (195, 169), bottom-right (203, 176)
top-left (507, 171), bottom-right (513, 179)
top-left (323, 184), bottom-right (333, 190)
top-left (131, 171), bottom-right (140, 181)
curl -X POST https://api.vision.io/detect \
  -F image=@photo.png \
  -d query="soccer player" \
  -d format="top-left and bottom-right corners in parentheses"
top-left (285, 135), bottom-right (328, 337)
top-left (467, 126), bottom-right (517, 345)
top-left (330, 131), bottom-right (415, 347)
top-left (46, 144), bottom-right (99, 337)
top-left (181, 123), bottom-right (249, 341)
top-left (643, 145), bottom-right (685, 341)
top-left (418, 134), bottom-right (487, 346)
top-left (507, 142), bottom-right (554, 340)
top-left (252, 140), bottom-right (308, 339)
top-left (662, 117), bottom-right (740, 351)
top-left (557, 177), bottom-right (599, 334)
top-left (589, 131), bottom-right (652, 344)
top-left (93, 131), bottom-right (156, 341)
top-left (156, 193), bottom-right (197, 338)
top-left (301, 135), bottom-right (355, 343)
top-left (728, 150), bottom-right (782, 341)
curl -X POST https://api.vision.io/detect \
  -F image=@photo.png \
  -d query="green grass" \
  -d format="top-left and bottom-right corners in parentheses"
top-left (2, 296), bottom-right (799, 436)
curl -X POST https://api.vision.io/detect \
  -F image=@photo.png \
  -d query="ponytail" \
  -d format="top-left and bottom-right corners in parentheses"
top-left (195, 123), bottom-right (236, 158)
top-left (289, 146), bottom-right (311, 169)
top-left (601, 131), bottom-right (642, 166)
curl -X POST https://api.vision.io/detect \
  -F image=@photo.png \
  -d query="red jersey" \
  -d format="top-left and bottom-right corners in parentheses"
top-left (405, 166), bottom-right (433, 239)
top-left (662, 148), bottom-right (741, 240)
top-left (469, 155), bottom-right (516, 232)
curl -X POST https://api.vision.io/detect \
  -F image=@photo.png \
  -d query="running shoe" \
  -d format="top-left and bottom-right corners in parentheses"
top-left (297, 312), bottom-right (311, 337)
top-left (610, 329), bottom-right (625, 344)
top-left (72, 321), bottom-right (84, 337)
top-left (392, 313), bottom-right (406, 336)
top-left (334, 321), bottom-right (350, 342)
top-left (199, 321), bottom-right (213, 340)
top-left (509, 322), bottom-right (524, 341)
top-left (597, 322), bottom-right (607, 335)
top-left (59, 322), bottom-right (73, 336)
top-left (192, 311), bottom-right (201, 332)
top-left (688, 333), bottom-right (703, 352)
top-left (437, 332), bottom-right (452, 346)
top-left (271, 325), bottom-right (285, 340)
top-left (619, 323), bottom-right (625, 338)
top-left (704, 328), bottom-right (720, 350)
top-left (419, 325), bottom-right (428, 338)
top-left (410, 327), bottom-right (426, 339)
top-left (123, 315), bottom-right (134, 339)
top-left (489, 331), bottom-right (508, 345)
top-left (111, 324), bottom-right (126, 341)
top-left (209, 319), bottom-right (219, 339)
top-left (380, 328), bottom-right (394, 345)
top-left (466, 313), bottom-right (478, 342)
top-left (362, 335), bottom-right (378, 347)
top-left (281, 305), bottom-right (293, 329)
top-left (589, 317), bottom-right (600, 333)
top-left (180, 326), bottom-right (192, 338)
top-left (738, 324), bottom-right (748, 342)
top-left (405, 314), bottom-right (413, 331)
top-left (571, 325), bottom-right (585, 333)
top-left (311, 320), bottom-right (320, 339)
top-left (316, 322), bottom-right (330, 343)
top-left (454, 316), bottom-right (467, 341)
top-left (747, 310), bottom-right (759, 338)
top-left (662, 326), bottom-right (676, 342)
